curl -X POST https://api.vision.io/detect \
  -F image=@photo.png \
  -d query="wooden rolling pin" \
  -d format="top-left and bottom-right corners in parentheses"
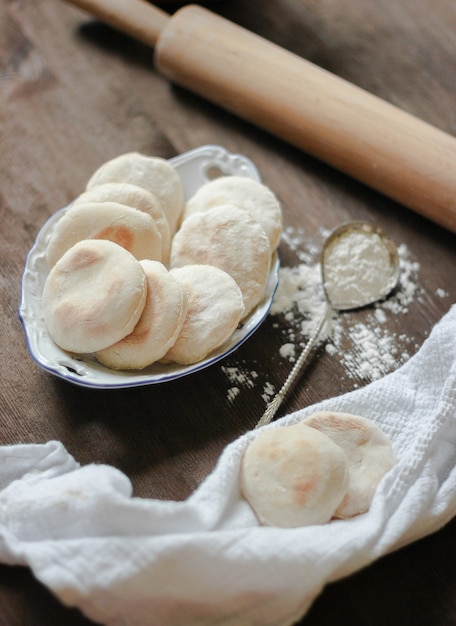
top-left (62, 0), bottom-right (456, 233)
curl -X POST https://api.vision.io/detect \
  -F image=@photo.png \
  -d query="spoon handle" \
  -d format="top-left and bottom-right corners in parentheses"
top-left (256, 304), bottom-right (332, 428)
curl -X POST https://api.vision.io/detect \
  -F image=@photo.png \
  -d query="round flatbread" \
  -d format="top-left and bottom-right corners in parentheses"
top-left (46, 201), bottom-right (162, 267)
top-left (241, 423), bottom-right (348, 527)
top-left (301, 411), bottom-right (395, 518)
top-left (163, 264), bottom-right (244, 364)
top-left (42, 239), bottom-right (147, 354)
top-left (86, 152), bottom-right (184, 235)
top-left (184, 175), bottom-right (283, 251)
top-left (95, 260), bottom-right (187, 370)
top-left (170, 205), bottom-right (271, 317)
top-left (73, 182), bottom-right (171, 263)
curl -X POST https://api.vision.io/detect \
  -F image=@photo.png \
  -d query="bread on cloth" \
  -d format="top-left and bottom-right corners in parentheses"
top-left (73, 182), bottom-right (171, 263)
top-left (301, 411), bottom-right (395, 518)
top-left (240, 423), bottom-right (348, 527)
top-left (183, 175), bottom-right (283, 251)
top-left (170, 205), bottom-right (271, 318)
top-left (46, 201), bottom-right (162, 267)
top-left (86, 152), bottom-right (184, 235)
top-left (42, 239), bottom-right (147, 354)
top-left (163, 264), bottom-right (245, 365)
top-left (95, 260), bottom-right (187, 370)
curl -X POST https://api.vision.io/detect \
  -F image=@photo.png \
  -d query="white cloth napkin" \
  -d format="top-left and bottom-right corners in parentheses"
top-left (1, 304), bottom-right (456, 626)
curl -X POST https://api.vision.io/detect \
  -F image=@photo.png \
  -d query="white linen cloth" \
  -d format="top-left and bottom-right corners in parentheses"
top-left (1, 304), bottom-right (456, 626)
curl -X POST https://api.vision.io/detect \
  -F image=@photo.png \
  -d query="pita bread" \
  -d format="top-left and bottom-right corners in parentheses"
top-left (184, 175), bottom-right (283, 251)
top-left (301, 411), bottom-right (395, 518)
top-left (95, 260), bottom-right (187, 370)
top-left (73, 182), bottom-right (171, 263)
top-left (163, 264), bottom-right (244, 364)
top-left (86, 152), bottom-right (184, 235)
top-left (42, 239), bottom-right (147, 354)
top-left (240, 423), bottom-right (348, 527)
top-left (46, 201), bottom-right (162, 267)
top-left (170, 205), bottom-right (271, 318)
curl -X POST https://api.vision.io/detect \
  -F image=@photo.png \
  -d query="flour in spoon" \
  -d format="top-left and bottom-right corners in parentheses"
top-left (323, 229), bottom-right (395, 309)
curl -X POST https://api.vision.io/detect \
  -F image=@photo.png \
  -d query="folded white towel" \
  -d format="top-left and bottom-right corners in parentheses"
top-left (1, 304), bottom-right (455, 626)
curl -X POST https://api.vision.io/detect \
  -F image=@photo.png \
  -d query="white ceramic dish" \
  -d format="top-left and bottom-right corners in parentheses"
top-left (19, 145), bottom-right (280, 388)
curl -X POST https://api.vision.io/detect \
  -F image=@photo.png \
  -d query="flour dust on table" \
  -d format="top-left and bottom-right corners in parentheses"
top-left (222, 224), bottom-right (449, 405)
top-left (272, 227), bottom-right (424, 383)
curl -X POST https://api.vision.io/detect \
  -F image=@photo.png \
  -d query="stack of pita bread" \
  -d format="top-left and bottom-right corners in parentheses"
top-left (241, 411), bottom-right (396, 527)
top-left (42, 152), bottom-right (282, 370)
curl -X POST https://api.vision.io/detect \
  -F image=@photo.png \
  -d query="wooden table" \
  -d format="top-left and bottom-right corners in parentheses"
top-left (1, 0), bottom-right (455, 624)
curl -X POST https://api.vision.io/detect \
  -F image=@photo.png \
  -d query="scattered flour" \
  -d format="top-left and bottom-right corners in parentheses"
top-left (223, 373), bottom-right (276, 405)
top-left (374, 308), bottom-right (387, 324)
top-left (262, 382), bottom-right (276, 403)
top-left (221, 365), bottom-right (258, 387)
top-left (381, 244), bottom-right (421, 314)
top-left (226, 387), bottom-right (240, 402)
top-left (222, 225), bottom-right (444, 402)
top-left (342, 323), bottom-right (405, 381)
top-left (270, 262), bottom-right (328, 338)
top-left (279, 343), bottom-right (296, 362)
top-left (222, 365), bottom-right (259, 403)
top-left (436, 287), bottom-right (449, 299)
top-left (269, 229), bottom-right (423, 382)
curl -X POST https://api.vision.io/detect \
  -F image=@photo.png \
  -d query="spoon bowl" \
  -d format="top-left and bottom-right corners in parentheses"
top-left (322, 221), bottom-right (400, 311)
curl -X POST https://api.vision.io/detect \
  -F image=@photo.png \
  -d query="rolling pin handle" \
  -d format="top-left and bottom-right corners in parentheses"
top-left (62, 0), bottom-right (169, 47)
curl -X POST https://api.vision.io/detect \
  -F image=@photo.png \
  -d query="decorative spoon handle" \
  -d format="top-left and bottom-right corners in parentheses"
top-left (256, 304), bottom-right (332, 428)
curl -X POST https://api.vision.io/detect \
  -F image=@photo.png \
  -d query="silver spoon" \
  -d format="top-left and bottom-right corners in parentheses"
top-left (256, 221), bottom-right (400, 428)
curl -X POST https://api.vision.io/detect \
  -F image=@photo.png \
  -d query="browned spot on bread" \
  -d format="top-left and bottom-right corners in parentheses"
top-left (308, 413), bottom-right (365, 432)
top-left (54, 300), bottom-right (78, 329)
top-left (96, 225), bottom-right (134, 252)
top-left (262, 441), bottom-right (282, 462)
top-left (66, 246), bottom-right (101, 271)
top-left (292, 477), bottom-right (316, 506)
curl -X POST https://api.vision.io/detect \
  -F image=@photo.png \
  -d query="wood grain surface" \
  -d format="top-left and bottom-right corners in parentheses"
top-left (1, 0), bottom-right (455, 624)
